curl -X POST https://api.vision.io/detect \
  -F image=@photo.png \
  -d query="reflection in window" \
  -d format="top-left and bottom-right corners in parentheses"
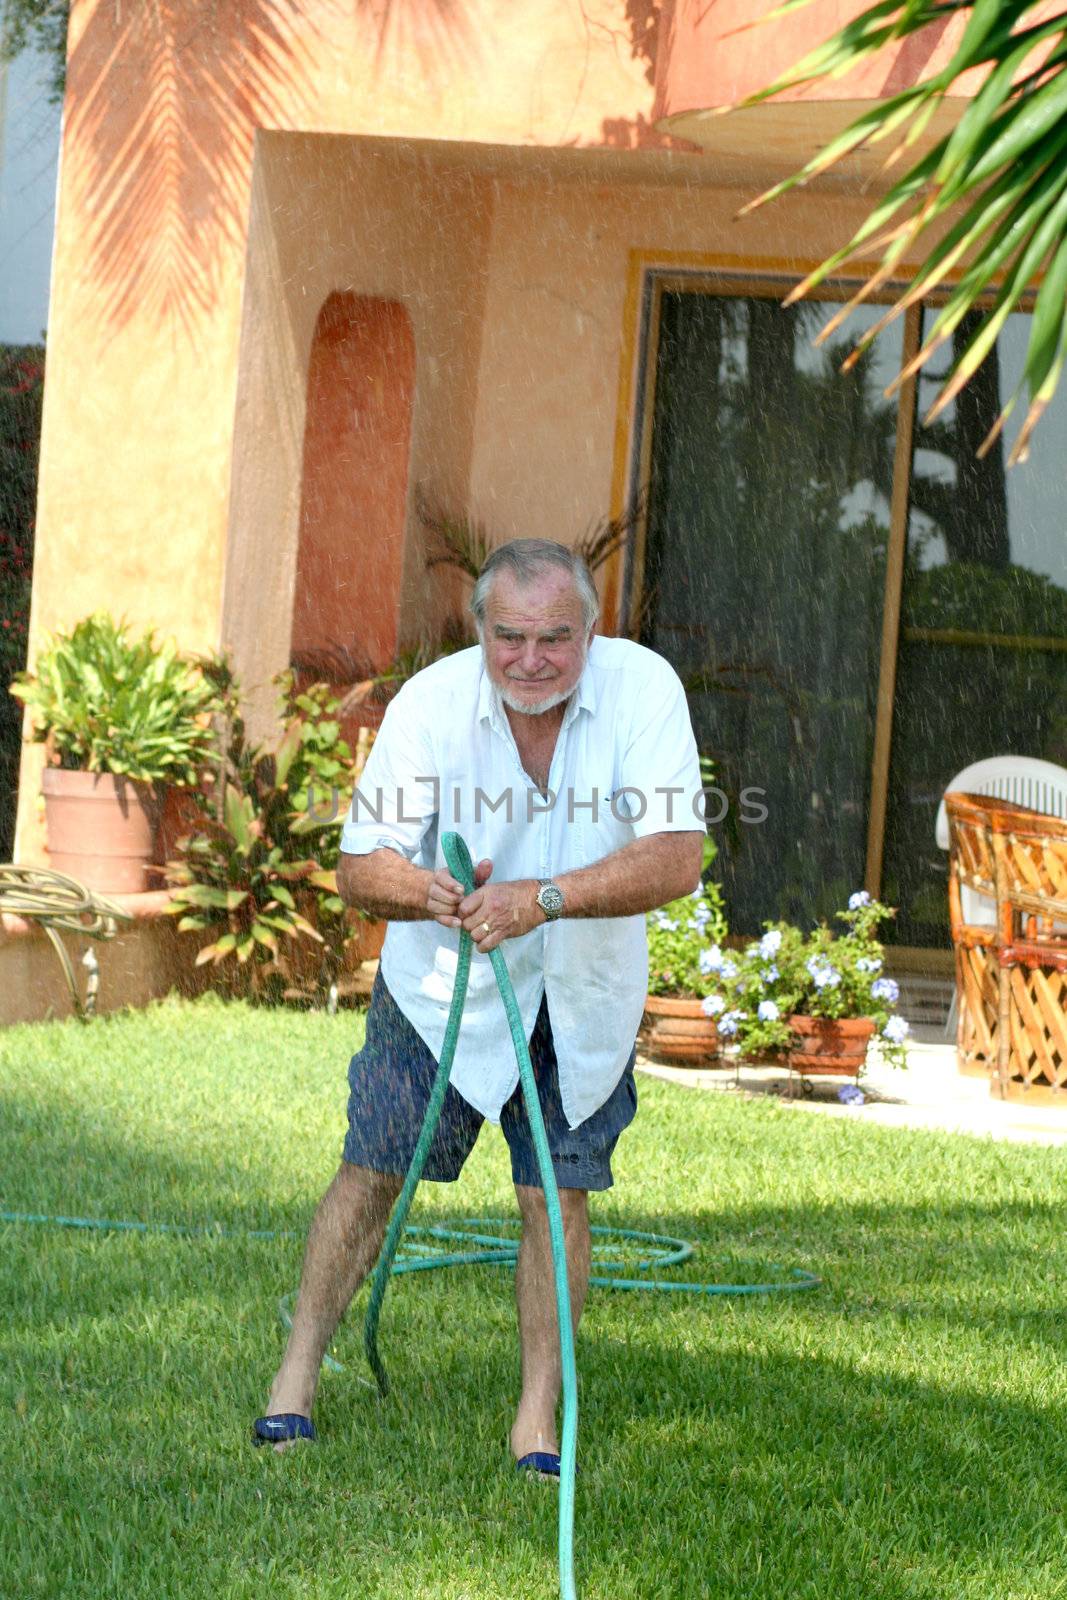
top-left (642, 292), bottom-right (902, 934)
top-left (883, 309), bottom-right (1067, 946)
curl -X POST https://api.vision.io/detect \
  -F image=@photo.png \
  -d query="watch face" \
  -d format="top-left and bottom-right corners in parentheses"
top-left (539, 884), bottom-right (565, 916)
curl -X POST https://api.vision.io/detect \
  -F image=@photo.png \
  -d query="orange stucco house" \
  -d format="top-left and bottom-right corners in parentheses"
top-left (8, 0), bottom-right (1067, 1017)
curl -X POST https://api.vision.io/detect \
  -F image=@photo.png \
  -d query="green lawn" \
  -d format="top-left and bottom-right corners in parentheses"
top-left (3, 994), bottom-right (1067, 1599)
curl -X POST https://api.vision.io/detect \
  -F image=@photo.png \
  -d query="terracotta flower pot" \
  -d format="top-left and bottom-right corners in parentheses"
top-left (787, 1014), bottom-right (876, 1077)
top-left (42, 767), bottom-right (162, 894)
top-left (640, 994), bottom-right (720, 1064)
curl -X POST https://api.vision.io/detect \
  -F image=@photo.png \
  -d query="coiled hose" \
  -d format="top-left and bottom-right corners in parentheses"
top-left (0, 864), bottom-right (131, 1014)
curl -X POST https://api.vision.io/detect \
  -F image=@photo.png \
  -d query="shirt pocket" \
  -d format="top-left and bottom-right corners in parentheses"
top-left (577, 781), bottom-right (634, 867)
top-left (420, 939), bottom-right (498, 1005)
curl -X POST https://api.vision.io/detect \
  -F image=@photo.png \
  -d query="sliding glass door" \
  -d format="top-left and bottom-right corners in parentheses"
top-left (641, 288), bottom-right (903, 935)
top-left (881, 308), bottom-right (1067, 946)
top-left (639, 284), bottom-right (1067, 947)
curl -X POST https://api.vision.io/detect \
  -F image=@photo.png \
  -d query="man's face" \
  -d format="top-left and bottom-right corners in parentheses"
top-left (481, 568), bottom-right (594, 717)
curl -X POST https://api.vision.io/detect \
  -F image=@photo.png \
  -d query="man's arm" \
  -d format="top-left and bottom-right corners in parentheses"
top-left (336, 848), bottom-right (435, 920)
top-left (453, 830), bottom-right (705, 950)
top-left (336, 847), bottom-right (493, 926)
top-left (553, 831), bottom-right (704, 919)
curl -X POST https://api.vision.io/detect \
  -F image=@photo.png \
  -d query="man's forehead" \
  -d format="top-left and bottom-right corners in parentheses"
top-left (486, 572), bottom-right (583, 627)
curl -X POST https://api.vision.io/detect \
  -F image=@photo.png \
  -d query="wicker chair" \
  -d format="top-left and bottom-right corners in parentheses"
top-left (944, 792), bottom-right (1004, 1076)
top-left (990, 804), bottom-right (1067, 1102)
top-left (935, 755), bottom-right (1067, 850)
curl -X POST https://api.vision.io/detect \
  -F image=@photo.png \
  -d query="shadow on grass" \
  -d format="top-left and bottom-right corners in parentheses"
top-left (6, 1256), bottom-right (1066, 1600)
top-left (5, 1051), bottom-right (1067, 1595)
top-left (0, 1083), bottom-right (342, 1235)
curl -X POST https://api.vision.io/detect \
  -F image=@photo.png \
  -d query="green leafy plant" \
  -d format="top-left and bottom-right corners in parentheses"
top-left (734, 0), bottom-right (1067, 463)
top-left (164, 669), bottom-right (365, 1002)
top-left (10, 612), bottom-right (222, 783)
top-left (0, 0), bottom-right (69, 103)
top-left (705, 893), bottom-right (911, 1070)
top-left (1, 342), bottom-right (43, 860)
top-left (0, 345), bottom-right (41, 692)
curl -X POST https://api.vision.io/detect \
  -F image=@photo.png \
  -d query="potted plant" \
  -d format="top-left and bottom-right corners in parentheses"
top-left (164, 668), bottom-right (379, 1002)
top-left (642, 836), bottom-right (728, 1064)
top-left (10, 613), bottom-right (221, 893)
top-left (704, 892), bottom-right (911, 1086)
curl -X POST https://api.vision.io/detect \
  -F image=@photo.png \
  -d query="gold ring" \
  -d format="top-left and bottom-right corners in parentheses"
top-left (481, 921), bottom-right (491, 936)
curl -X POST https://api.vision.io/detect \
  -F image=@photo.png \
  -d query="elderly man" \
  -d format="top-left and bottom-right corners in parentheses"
top-left (254, 538), bottom-right (703, 1467)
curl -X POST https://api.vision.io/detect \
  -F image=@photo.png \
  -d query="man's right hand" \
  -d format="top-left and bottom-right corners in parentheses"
top-left (426, 858), bottom-right (493, 929)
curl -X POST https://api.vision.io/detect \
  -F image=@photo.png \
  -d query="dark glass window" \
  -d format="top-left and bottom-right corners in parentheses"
top-left (642, 291), bottom-right (902, 934)
top-left (882, 308), bottom-right (1067, 946)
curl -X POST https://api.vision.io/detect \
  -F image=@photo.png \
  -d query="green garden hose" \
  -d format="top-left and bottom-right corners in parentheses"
top-left (362, 830), bottom-right (582, 1600)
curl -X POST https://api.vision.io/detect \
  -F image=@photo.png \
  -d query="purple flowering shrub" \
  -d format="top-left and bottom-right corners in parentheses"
top-left (701, 892), bottom-right (910, 1071)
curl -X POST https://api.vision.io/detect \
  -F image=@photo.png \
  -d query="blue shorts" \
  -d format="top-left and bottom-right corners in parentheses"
top-left (342, 969), bottom-right (638, 1191)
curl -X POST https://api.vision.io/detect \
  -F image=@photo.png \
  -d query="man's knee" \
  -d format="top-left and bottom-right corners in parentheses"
top-left (515, 1182), bottom-right (588, 1232)
top-left (327, 1162), bottom-right (402, 1230)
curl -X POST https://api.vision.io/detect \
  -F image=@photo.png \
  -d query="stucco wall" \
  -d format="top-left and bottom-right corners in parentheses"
top-left (222, 135), bottom-right (493, 739)
top-left (15, 0), bottom-right (652, 859)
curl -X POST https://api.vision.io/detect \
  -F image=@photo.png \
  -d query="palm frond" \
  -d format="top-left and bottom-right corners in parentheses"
top-left (63, 0), bottom-right (482, 336)
top-left (730, 0), bottom-right (1067, 460)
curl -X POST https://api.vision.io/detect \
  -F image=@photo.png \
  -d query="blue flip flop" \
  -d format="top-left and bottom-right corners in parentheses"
top-left (252, 1413), bottom-right (317, 1447)
top-left (515, 1451), bottom-right (561, 1479)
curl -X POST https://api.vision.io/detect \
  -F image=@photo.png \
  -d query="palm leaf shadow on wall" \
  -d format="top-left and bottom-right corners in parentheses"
top-left (65, 0), bottom-right (480, 338)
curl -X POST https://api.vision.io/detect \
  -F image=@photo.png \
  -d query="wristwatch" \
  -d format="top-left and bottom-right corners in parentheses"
top-left (536, 880), bottom-right (565, 921)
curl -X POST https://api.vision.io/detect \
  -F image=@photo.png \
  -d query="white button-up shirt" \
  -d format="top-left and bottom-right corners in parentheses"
top-left (339, 635), bottom-right (702, 1129)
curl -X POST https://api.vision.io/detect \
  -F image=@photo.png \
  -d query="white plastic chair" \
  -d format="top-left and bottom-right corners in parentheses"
top-left (935, 755), bottom-right (1067, 849)
top-left (935, 755), bottom-right (1067, 1037)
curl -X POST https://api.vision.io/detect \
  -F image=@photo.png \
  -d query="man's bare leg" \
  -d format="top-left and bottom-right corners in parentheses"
top-left (510, 1183), bottom-right (591, 1462)
top-left (263, 1161), bottom-right (402, 1451)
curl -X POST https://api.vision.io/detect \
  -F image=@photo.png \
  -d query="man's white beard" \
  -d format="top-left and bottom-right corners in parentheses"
top-left (497, 680), bottom-right (574, 716)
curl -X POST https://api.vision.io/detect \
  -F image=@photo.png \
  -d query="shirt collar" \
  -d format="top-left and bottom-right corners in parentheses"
top-left (477, 649), bottom-right (597, 727)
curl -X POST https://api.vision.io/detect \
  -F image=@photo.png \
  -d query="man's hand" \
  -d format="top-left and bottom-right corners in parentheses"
top-left (457, 875), bottom-right (544, 954)
top-left (426, 857), bottom-right (494, 931)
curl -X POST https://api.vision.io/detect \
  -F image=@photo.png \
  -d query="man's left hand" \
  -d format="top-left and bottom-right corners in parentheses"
top-left (458, 877), bottom-right (542, 952)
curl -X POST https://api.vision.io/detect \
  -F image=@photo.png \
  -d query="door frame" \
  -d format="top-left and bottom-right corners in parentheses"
top-left (608, 250), bottom-right (1033, 959)
top-left (614, 248), bottom-right (1036, 947)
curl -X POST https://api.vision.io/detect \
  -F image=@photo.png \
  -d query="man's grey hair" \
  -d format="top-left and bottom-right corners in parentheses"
top-left (469, 540), bottom-right (599, 633)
